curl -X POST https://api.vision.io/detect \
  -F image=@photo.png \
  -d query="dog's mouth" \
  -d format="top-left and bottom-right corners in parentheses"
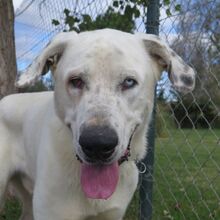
top-left (76, 125), bottom-right (138, 200)
top-left (77, 147), bottom-right (131, 200)
top-left (80, 161), bottom-right (119, 200)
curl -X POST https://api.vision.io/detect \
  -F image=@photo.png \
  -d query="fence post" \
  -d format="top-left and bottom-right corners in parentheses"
top-left (139, 0), bottom-right (160, 220)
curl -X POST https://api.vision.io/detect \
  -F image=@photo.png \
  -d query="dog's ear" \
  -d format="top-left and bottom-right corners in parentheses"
top-left (16, 31), bottom-right (78, 88)
top-left (136, 33), bottom-right (196, 93)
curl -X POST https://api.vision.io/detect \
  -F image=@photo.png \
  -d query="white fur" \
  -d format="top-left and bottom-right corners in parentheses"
top-left (0, 29), bottom-right (195, 220)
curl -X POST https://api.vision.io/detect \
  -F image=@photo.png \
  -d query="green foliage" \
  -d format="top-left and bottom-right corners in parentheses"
top-left (171, 0), bottom-right (220, 127)
top-left (165, 8), bottom-right (172, 16)
top-left (113, 0), bottom-right (142, 18)
top-left (18, 79), bottom-right (50, 93)
top-left (0, 197), bottom-right (21, 220)
top-left (156, 101), bottom-right (175, 137)
top-left (163, 0), bottom-right (170, 6)
top-left (52, 0), bottom-right (182, 32)
top-left (175, 4), bottom-right (181, 12)
top-left (163, 0), bottom-right (182, 16)
top-left (171, 100), bottom-right (220, 129)
top-left (52, 5), bottom-right (136, 33)
top-left (51, 19), bottom-right (60, 26)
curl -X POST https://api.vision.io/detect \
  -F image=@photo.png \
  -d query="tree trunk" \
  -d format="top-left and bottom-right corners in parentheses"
top-left (0, 0), bottom-right (17, 99)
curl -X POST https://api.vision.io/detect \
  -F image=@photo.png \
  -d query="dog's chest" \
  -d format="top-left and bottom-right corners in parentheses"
top-left (84, 207), bottom-right (123, 220)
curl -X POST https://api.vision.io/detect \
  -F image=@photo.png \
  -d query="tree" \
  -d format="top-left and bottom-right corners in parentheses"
top-left (171, 0), bottom-right (220, 128)
top-left (0, 0), bottom-right (17, 99)
top-left (18, 79), bottom-right (50, 93)
top-left (52, 0), bottom-right (181, 33)
top-left (173, 0), bottom-right (220, 103)
top-left (52, 5), bottom-right (137, 33)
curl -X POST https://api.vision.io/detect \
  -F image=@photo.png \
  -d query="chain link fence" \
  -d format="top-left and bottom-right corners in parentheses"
top-left (13, 0), bottom-right (220, 220)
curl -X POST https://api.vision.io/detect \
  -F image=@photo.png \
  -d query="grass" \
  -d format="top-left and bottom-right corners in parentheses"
top-left (125, 129), bottom-right (220, 220)
top-left (0, 198), bottom-right (21, 220)
top-left (1, 129), bottom-right (220, 220)
top-left (151, 129), bottom-right (220, 220)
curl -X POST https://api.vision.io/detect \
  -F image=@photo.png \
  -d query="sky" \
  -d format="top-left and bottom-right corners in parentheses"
top-left (12, 0), bottom-right (176, 86)
top-left (13, 0), bottom-right (23, 11)
top-left (12, 0), bottom-right (177, 97)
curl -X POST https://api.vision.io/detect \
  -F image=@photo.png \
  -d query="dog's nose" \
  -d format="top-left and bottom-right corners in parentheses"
top-left (79, 125), bottom-right (118, 161)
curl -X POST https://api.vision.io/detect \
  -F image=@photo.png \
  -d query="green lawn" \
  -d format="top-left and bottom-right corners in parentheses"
top-left (152, 129), bottom-right (220, 220)
top-left (125, 129), bottom-right (220, 220)
top-left (0, 198), bottom-right (21, 220)
top-left (1, 129), bottom-right (220, 220)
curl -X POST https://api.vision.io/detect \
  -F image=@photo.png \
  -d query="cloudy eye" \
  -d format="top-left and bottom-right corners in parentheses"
top-left (121, 78), bottom-right (138, 91)
top-left (68, 76), bottom-right (85, 90)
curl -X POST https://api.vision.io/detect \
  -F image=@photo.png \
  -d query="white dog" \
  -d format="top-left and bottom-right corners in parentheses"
top-left (0, 29), bottom-right (195, 220)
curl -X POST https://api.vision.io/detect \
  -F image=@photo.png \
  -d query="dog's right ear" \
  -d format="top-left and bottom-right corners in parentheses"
top-left (136, 33), bottom-right (196, 93)
top-left (16, 31), bottom-right (78, 88)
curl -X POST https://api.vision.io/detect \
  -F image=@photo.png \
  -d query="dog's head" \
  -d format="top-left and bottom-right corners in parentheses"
top-left (16, 29), bottom-right (195, 199)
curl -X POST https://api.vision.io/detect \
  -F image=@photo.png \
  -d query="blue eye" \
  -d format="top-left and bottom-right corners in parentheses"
top-left (121, 78), bottom-right (138, 91)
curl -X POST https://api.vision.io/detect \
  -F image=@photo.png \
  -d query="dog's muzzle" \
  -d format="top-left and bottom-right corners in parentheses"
top-left (79, 125), bottom-right (118, 162)
top-left (76, 124), bottom-right (139, 200)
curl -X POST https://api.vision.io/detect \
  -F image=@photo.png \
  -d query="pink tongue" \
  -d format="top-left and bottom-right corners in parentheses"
top-left (80, 162), bottom-right (119, 200)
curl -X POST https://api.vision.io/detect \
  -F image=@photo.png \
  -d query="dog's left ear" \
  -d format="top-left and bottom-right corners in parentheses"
top-left (136, 33), bottom-right (196, 93)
